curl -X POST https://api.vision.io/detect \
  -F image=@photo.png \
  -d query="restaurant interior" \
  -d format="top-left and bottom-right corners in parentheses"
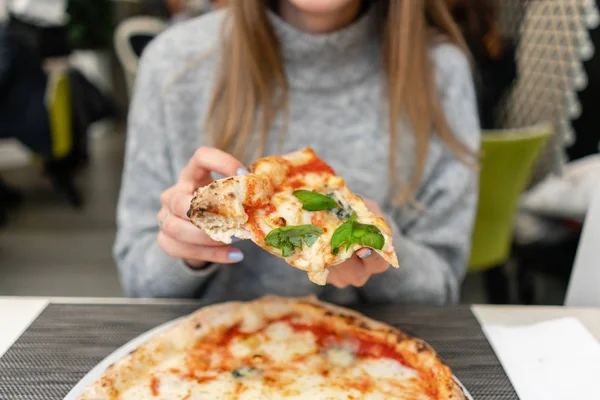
top-left (0, 0), bottom-right (599, 399)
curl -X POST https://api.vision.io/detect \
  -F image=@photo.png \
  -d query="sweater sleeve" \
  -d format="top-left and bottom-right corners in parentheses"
top-left (113, 38), bottom-right (218, 298)
top-left (358, 44), bottom-right (481, 305)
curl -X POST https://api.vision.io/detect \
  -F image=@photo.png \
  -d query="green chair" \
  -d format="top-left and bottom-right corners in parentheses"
top-left (468, 123), bottom-right (553, 303)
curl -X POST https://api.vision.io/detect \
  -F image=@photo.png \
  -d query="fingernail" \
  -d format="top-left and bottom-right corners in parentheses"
top-left (358, 249), bottom-right (372, 259)
top-left (228, 251), bottom-right (244, 262)
top-left (236, 168), bottom-right (250, 176)
top-left (231, 236), bottom-right (241, 243)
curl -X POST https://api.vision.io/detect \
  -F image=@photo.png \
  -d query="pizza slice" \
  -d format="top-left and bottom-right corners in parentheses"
top-left (188, 148), bottom-right (399, 284)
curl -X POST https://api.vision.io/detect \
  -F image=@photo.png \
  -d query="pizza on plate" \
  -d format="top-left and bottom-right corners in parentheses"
top-left (188, 148), bottom-right (399, 285)
top-left (79, 296), bottom-right (466, 399)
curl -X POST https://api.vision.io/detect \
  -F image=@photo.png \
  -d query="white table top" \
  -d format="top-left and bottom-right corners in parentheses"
top-left (1, 297), bottom-right (599, 358)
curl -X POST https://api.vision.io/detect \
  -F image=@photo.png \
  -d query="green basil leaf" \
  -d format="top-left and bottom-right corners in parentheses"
top-left (330, 213), bottom-right (385, 254)
top-left (358, 231), bottom-right (385, 249)
top-left (264, 225), bottom-right (324, 257)
top-left (281, 243), bottom-right (295, 257)
top-left (330, 214), bottom-right (355, 255)
top-left (293, 190), bottom-right (339, 211)
top-left (304, 232), bottom-right (320, 247)
top-left (352, 221), bottom-right (385, 250)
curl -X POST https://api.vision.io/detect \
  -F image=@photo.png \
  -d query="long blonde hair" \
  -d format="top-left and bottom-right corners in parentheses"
top-left (207, 0), bottom-right (476, 204)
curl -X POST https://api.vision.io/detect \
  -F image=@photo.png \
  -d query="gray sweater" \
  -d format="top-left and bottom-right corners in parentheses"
top-left (114, 8), bottom-right (480, 305)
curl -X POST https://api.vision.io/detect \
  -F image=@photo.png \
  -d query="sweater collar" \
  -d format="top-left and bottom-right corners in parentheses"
top-left (267, 3), bottom-right (381, 90)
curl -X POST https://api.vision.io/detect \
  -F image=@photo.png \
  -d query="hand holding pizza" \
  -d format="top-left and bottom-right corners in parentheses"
top-left (157, 147), bottom-right (247, 269)
top-left (188, 148), bottom-right (400, 284)
top-left (326, 199), bottom-right (391, 288)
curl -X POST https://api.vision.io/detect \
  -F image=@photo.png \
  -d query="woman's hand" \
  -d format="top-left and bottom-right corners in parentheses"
top-left (327, 199), bottom-right (391, 288)
top-left (157, 147), bottom-right (248, 269)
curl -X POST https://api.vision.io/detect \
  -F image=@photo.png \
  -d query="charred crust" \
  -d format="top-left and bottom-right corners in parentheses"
top-left (324, 311), bottom-right (333, 317)
top-left (195, 205), bottom-right (213, 213)
top-left (227, 192), bottom-right (235, 198)
top-left (336, 313), bottom-right (356, 324)
top-left (252, 354), bottom-right (264, 362)
top-left (195, 323), bottom-right (202, 329)
top-left (226, 177), bottom-right (235, 181)
top-left (415, 341), bottom-right (428, 353)
top-left (186, 208), bottom-right (192, 218)
top-left (209, 183), bottom-right (217, 189)
top-left (128, 347), bottom-right (138, 356)
top-left (359, 322), bottom-right (370, 329)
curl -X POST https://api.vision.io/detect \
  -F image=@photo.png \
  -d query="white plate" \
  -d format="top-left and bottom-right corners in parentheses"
top-left (65, 318), bottom-right (474, 400)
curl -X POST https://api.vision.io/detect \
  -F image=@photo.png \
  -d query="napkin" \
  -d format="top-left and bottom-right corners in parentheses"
top-left (483, 318), bottom-right (600, 400)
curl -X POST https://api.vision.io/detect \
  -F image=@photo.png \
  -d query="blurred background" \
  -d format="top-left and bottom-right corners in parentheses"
top-left (0, 0), bottom-right (599, 304)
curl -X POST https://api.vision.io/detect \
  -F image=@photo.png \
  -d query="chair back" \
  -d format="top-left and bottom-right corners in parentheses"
top-left (469, 123), bottom-right (553, 271)
top-left (114, 16), bottom-right (167, 98)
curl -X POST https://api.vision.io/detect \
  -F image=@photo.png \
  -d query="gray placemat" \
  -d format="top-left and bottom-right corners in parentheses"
top-left (0, 303), bottom-right (517, 400)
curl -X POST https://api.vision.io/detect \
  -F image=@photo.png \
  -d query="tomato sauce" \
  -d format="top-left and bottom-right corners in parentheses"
top-left (244, 203), bottom-right (276, 240)
top-left (288, 156), bottom-right (336, 177)
top-left (311, 213), bottom-right (324, 226)
top-left (288, 320), bottom-right (438, 397)
top-left (219, 323), bottom-right (243, 346)
top-left (287, 179), bottom-right (304, 190)
top-left (150, 376), bottom-right (159, 396)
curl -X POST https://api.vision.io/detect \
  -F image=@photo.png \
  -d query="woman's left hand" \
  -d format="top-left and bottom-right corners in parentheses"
top-left (326, 199), bottom-right (391, 288)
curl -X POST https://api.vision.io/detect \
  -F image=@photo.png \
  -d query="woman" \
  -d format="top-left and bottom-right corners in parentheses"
top-left (115, 0), bottom-right (480, 304)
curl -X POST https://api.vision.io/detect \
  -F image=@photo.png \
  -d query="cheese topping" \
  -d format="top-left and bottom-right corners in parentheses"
top-left (112, 314), bottom-right (431, 400)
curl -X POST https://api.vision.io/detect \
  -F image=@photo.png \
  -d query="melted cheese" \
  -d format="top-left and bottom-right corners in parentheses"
top-left (326, 347), bottom-right (355, 368)
top-left (355, 358), bottom-right (418, 380)
top-left (260, 322), bottom-right (317, 363)
top-left (118, 319), bottom-right (425, 400)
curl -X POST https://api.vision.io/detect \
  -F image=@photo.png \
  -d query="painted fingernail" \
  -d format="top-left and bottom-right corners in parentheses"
top-left (228, 251), bottom-right (244, 262)
top-left (358, 249), bottom-right (373, 259)
top-left (236, 168), bottom-right (250, 176)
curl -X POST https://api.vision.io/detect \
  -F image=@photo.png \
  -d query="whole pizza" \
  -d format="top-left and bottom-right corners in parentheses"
top-left (80, 296), bottom-right (465, 399)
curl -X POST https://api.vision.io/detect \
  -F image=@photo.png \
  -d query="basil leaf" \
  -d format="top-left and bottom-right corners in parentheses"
top-left (293, 190), bottom-right (339, 211)
top-left (355, 225), bottom-right (385, 249)
top-left (304, 232), bottom-right (320, 247)
top-left (330, 215), bottom-right (354, 255)
top-left (330, 213), bottom-right (385, 255)
top-left (281, 243), bottom-right (295, 257)
top-left (265, 225), bottom-right (324, 257)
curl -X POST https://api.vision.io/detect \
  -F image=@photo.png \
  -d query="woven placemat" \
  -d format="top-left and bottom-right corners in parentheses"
top-left (0, 303), bottom-right (517, 400)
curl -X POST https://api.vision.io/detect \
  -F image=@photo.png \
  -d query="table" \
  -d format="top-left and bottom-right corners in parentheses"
top-left (0, 297), bottom-right (599, 400)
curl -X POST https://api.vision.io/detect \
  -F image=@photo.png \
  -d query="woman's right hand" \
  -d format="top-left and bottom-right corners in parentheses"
top-left (157, 147), bottom-right (248, 269)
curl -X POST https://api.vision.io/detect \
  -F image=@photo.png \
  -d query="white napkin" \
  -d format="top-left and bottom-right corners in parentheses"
top-left (483, 318), bottom-right (600, 400)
